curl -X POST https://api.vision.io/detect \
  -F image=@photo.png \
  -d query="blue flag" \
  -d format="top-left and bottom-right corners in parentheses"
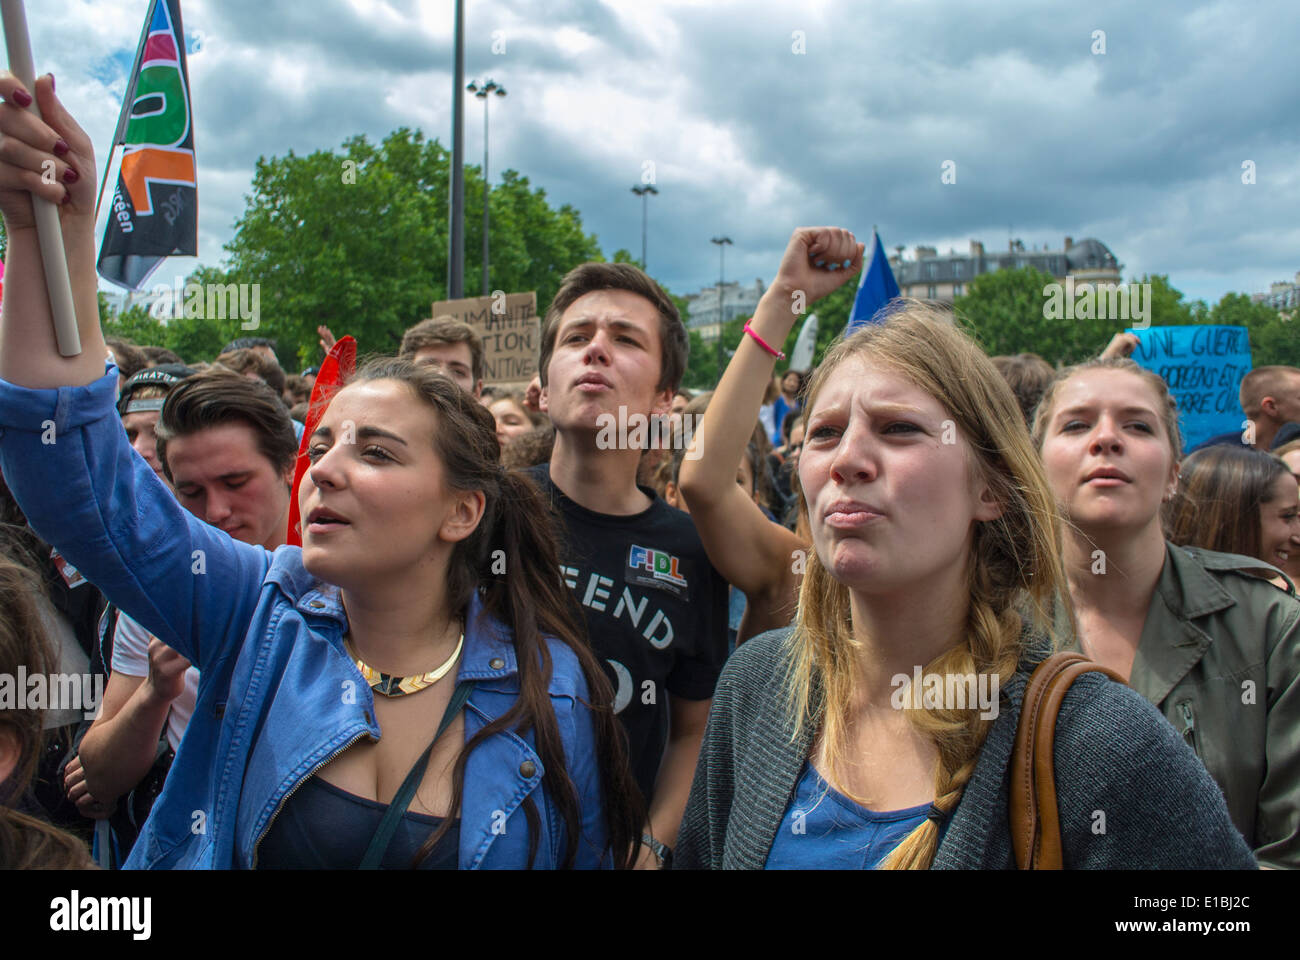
top-left (846, 231), bottom-right (900, 331)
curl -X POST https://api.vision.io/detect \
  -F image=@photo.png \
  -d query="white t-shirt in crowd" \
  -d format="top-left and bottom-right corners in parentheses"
top-left (111, 611), bottom-right (199, 753)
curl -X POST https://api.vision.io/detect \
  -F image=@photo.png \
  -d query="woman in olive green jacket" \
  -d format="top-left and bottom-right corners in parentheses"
top-left (1034, 357), bottom-right (1300, 868)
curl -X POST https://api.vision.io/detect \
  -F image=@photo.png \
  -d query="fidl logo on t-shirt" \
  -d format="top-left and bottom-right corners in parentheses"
top-left (627, 544), bottom-right (689, 598)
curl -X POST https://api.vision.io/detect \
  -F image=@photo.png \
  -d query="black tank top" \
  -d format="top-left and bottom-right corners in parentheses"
top-left (258, 776), bottom-right (460, 869)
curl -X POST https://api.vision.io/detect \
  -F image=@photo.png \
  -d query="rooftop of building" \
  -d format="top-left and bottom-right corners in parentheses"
top-left (892, 236), bottom-right (1121, 284)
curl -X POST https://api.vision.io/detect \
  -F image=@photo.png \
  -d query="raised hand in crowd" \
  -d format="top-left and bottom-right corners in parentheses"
top-left (1099, 331), bottom-right (1140, 360)
top-left (678, 227), bottom-right (863, 642)
top-left (0, 72), bottom-right (104, 390)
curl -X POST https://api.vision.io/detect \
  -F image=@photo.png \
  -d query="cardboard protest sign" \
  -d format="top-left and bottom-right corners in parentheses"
top-left (1126, 325), bottom-right (1252, 452)
top-left (429, 291), bottom-right (539, 388)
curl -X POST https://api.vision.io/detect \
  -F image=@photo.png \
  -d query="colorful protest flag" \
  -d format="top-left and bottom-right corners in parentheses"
top-left (97, 0), bottom-right (197, 291)
top-left (846, 230), bottom-right (900, 331)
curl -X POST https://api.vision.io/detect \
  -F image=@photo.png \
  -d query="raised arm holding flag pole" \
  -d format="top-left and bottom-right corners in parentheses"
top-left (0, 0), bottom-right (79, 355)
top-left (0, 56), bottom-right (102, 387)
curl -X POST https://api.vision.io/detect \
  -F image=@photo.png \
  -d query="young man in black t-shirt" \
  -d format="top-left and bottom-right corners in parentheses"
top-left (527, 262), bottom-right (729, 869)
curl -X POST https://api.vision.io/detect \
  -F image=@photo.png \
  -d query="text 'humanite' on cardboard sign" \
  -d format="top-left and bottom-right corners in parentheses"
top-left (429, 291), bottom-right (539, 387)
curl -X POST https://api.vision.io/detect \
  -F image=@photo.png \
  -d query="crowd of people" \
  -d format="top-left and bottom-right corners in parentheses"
top-left (2, 74), bottom-right (1298, 871)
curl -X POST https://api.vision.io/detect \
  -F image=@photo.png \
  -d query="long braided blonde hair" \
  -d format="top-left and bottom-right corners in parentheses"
top-left (785, 303), bottom-right (1070, 869)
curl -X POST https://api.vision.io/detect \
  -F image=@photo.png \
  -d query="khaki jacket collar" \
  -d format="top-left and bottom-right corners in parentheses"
top-left (1127, 543), bottom-right (1224, 705)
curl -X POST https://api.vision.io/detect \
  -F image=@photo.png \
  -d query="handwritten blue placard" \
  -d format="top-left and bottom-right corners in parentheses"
top-left (1125, 325), bottom-right (1252, 452)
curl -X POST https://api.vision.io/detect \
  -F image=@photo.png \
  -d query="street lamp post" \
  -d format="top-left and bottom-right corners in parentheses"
top-left (711, 236), bottom-right (733, 384)
top-left (631, 184), bottom-right (658, 271)
top-left (447, 0), bottom-right (466, 298)
top-left (467, 79), bottom-right (506, 296)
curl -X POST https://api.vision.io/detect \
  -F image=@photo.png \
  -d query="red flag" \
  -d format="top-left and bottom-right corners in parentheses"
top-left (287, 336), bottom-right (356, 547)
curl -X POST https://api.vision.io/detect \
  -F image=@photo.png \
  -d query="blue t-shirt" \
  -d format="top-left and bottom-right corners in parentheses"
top-left (765, 761), bottom-right (930, 869)
top-left (771, 395), bottom-right (800, 446)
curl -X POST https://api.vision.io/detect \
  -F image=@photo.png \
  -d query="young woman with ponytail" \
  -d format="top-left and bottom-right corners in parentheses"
top-left (0, 77), bottom-right (640, 868)
top-left (675, 302), bottom-right (1255, 869)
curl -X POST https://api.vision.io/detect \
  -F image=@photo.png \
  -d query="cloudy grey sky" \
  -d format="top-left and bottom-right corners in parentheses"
top-left (35, 0), bottom-right (1300, 306)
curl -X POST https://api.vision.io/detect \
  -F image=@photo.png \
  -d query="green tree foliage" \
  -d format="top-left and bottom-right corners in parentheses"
top-left (1207, 292), bottom-right (1298, 367)
top-left (949, 268), bottom-right (1215, 366)
top-left (100, 265), bottom-right (248, 365)
top-left (683, 330), bottom-right (714, 391)
top-left (695, 266), bottom-right (1295, 387)
top-left (952, 266), bottom-right (1101, 363)
top-left (221, 129), bottom-right (602, 369)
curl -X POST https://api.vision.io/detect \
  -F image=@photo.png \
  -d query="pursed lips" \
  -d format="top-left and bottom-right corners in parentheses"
top-left (573, 373), bottom-right (614, 391)
top-left (1082, 466), bottom-right (1131, 484)
top-left (824, 499), bottom-right (885, 527)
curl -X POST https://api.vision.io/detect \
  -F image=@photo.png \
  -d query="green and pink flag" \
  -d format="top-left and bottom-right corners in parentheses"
top-left (97, 0), bottom-right (196, 290)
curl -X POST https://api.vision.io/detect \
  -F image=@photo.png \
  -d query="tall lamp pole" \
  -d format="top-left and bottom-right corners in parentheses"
top-left (468, 79), bottom-right (506, 296)
top-left (631, 184), bottom-right (658, 271)
top-left (711, 236), bottom-right (733, 384)
top-left (447, 0), bottom-right (466, 298)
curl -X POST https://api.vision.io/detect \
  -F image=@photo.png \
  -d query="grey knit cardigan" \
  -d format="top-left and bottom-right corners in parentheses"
top-left (674, 626), bottom-right (1257, 869)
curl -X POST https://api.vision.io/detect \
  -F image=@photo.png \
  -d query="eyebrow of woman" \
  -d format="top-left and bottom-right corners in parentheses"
top-left (809, 400), bottom-right (930, 421)
top-left (310, 424), bottom-right (409, 445)
top-left (1054, 403), bottom-right (1156, 420)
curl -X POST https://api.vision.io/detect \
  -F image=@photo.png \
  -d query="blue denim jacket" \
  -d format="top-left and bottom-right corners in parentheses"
top-left (0, 366), bottom-right (609, 869)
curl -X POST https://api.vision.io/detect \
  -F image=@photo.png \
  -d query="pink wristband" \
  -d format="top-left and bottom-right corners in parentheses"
top-left (743, 322), bottom-right (786, 360)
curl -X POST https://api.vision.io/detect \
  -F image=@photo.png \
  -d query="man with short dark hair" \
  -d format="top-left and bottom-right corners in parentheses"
top-left (400, 316), bottom-right (484, 397)
top-left (1186, 364), bottom-right (1300, 454)
top-left (1241, 365), bottom-right (1300, 452)
top-left (526, 261), bottom-right (727, 870)
top-left (73, 372), bottom-right (298, 862)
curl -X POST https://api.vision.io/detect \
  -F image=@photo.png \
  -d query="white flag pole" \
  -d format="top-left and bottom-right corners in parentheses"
top-left (790, 312), bottom-right (819, 371)
top-left (0, 0), bottom-right (80, 355)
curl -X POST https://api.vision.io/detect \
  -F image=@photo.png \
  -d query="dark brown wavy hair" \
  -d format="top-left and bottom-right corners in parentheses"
top-left (155, 370), bottom-right (298, 483)
top-left (0, 556), bottom-right (96, 868)
top-left (1165, 444), bottom-right (1297, 560)
top-left (340, 358), bottom-right (644, 868)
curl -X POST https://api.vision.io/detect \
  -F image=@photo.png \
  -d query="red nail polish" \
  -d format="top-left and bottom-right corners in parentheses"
top-left (62, 167), bottom-right (79, 185)
top-left (53, 139), bottom-right (70, 158)
top-left (61, 191), bottom-right (71, 205)
top-left (12, 88), bottom-right (32, 108)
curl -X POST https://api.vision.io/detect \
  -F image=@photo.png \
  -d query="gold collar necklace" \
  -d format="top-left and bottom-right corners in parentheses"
top-left (345, 622), bottom-right (464, 698)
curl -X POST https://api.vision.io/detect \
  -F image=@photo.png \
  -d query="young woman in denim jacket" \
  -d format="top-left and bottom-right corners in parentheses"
top-left (0, 75), bottom-right (641, 869)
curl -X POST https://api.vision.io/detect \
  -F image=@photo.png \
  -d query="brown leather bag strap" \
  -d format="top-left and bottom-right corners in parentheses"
top-left (1010, 652), bottom-right (1124, 869)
